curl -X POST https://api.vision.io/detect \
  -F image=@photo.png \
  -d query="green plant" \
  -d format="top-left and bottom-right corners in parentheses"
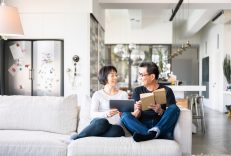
top-left (223, 54), bottom-right (231, 84)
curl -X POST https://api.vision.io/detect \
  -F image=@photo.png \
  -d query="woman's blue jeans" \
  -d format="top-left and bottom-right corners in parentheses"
top-left (121, 104), bottom-right (180, 139)
top-left (73, 118), bottom-right (125, 139)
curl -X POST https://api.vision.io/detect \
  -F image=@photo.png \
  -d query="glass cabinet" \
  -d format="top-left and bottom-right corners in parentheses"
top-left (90, 14), bottom-right (107, 96)
top-left (3, 39), bottom-right (64, 96)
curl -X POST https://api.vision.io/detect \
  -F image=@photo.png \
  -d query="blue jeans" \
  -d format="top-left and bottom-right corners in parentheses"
top-left (121, 104), bottom-right (180, 139)
top-left (71, 118), bottom-right (125, 140)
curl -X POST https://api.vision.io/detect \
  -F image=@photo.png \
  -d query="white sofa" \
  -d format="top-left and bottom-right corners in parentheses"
top-left (0, 95), bottom-right (78, 156)
top-left (0, 95), bottom-right (192, 156)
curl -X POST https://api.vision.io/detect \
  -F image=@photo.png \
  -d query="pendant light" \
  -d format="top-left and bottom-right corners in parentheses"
top-left (0, 0), bottom-right (23, 39)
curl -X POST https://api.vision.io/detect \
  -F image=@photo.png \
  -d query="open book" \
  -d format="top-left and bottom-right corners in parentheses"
top-left (140, 88), bottom-right (167, 111)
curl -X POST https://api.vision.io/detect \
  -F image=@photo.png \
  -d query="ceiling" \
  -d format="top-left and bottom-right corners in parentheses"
top-left (99, 0), bottom-right (231, 9)
top-left (99, 0), bottom-right (231, 37)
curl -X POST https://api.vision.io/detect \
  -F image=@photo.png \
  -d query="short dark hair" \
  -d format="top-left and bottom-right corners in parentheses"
top-left (98, 65), bottom-right (117, 85)
top-left (139, 62), bottom-right (159, 80)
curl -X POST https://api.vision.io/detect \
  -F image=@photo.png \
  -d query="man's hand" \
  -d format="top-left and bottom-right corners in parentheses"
top-left (106, 109), bottom-right (119, 117)
top-left (134, 101), bottom-right (142, 110)
top-left (131, 101), bottom-right (141, 118)
top-left (148, 103), bottom-right (164, 116)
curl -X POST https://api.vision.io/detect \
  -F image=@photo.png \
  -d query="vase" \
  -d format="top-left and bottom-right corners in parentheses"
top-left (227, 84), bottom-right (231, 91)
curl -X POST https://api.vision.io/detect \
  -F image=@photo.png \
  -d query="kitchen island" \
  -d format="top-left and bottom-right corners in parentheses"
top-left (168, 85), bottom-right (206, 133)
top-left (168, 85), bottom-right (206, 98)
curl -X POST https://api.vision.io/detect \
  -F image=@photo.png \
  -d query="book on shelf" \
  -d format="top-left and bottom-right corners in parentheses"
top-left (140, 88), bottom-right (167, 111)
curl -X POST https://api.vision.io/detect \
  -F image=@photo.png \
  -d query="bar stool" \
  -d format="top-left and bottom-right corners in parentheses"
top-left (191, 95), bottom-right (206, 133)
top-left (186, 94), bottom-right (198, 110)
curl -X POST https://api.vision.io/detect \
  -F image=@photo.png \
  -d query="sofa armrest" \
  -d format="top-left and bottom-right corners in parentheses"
top-left (174, 107), bottom-right (192, 156)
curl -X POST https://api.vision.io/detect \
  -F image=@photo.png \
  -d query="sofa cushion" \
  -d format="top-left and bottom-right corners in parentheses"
top-left (0, 130), bottom-right (68, 156)
top-left (77, 94), bottom-right (92, 133)
top-left (67, 137), bottom-right (181, 156)
top-left (0, 95), bottom-right (78, 134)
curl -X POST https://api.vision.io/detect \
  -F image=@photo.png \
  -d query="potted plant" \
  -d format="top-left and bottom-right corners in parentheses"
top-left (223, 54), bottom-right (231, 90)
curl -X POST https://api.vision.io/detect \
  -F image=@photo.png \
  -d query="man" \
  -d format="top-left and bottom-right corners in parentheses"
top-left (121, 62), bottom-right (180, 142)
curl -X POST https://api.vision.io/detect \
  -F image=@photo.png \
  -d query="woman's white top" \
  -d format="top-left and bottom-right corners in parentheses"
top-left (90, 89), bottom-right (128, 119)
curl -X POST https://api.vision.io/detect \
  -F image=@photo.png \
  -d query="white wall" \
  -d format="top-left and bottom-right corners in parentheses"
top-left (223, 11), bottom-right (231, 109)
top-left (93, 0), bottom-right (105, 29)
top-left (105, 10), bottom-right (172, 44)
top-left (199, 22), bottom-right (224, 112)
top-left (172, 47), bottom-right (199, 85)
top-left (8, 0), bottom-right (104, 96)
top-left (200, 10), bottom-right (231, 112)
top-left (173, 25), bottom-right (201, 45)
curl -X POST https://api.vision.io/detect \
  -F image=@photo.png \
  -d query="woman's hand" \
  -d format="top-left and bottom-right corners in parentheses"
top-left (106, 109), bottom-right (119, 117)
top-left (148, 103), bottom-right (164, 116)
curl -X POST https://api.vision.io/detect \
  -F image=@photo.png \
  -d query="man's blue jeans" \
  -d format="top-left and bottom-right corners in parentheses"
top-left (121, 104), bottom-right (180, 139)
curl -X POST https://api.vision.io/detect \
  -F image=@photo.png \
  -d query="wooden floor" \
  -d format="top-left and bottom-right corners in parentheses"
top-left (192, 107), bottom-right (231, 155)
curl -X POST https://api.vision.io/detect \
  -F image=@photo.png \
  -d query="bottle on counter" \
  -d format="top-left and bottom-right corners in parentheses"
top-left (168, 72), bottom-right (177, 85)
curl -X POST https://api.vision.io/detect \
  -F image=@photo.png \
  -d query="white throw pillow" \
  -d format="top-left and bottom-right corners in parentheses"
top-left (77, 95), bottom-right (92, 133)
top-left (0, 95), bottom-right (78, 134)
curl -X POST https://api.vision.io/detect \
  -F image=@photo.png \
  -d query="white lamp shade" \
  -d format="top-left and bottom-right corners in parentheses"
top-left (0, 5), bottom-right (23, 36)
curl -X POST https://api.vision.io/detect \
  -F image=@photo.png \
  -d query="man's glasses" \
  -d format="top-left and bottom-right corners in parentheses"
top-left (139, 73), bottom-right (150, 77)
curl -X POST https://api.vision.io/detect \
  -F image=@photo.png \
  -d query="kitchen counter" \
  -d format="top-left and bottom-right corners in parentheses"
top-left (168, 85), bottom-right (206, 91)
top-left (168, 85), bottom-right (206, 98)
top-left (168, 85), bottom-right (206, 133)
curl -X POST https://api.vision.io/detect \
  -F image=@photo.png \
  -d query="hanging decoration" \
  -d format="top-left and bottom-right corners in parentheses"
top-left (113, 44), bottom-right (145, 65)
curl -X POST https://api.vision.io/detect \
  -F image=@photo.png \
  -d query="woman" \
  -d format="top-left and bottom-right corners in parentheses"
top-left (71, 65), bottom-right (128, 140)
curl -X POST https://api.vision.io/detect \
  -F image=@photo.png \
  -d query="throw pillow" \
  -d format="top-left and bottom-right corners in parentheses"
top-left (77, 95), bottom-right (92, 133)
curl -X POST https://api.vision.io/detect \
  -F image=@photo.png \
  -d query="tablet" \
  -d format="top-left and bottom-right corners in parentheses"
top-left (109, 99), bottom-right (135, 112)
